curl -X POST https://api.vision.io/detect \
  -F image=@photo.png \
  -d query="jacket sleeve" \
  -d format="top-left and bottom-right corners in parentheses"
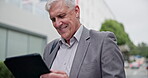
top-left (101, 32), bottom-right (126, 78)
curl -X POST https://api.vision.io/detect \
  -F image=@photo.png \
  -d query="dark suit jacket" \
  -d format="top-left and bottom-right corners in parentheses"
top-left (43, 26), bottom-right (126, 78)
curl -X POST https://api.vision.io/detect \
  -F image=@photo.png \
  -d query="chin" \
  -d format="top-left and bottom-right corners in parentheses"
top-left (61, 35), bottom-right (66, 39)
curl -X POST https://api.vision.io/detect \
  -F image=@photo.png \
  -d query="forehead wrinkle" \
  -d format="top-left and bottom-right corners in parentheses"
top-left (49, 8), bottom-right (66, 19)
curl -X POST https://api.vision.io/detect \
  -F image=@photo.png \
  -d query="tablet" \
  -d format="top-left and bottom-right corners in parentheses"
top-left (4, 53), bottom-right (50, 78)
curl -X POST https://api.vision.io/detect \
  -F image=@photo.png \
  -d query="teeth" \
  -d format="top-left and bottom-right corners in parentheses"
top-left (61, 26), bottom-right (67, 29)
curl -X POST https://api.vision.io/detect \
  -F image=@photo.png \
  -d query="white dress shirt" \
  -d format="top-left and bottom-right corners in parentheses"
top-left (51, 25), bottom-right (83, 76)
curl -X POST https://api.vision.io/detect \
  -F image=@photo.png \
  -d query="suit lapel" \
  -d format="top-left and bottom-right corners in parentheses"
top-left (46, 42), bottom-right (60, 69)
top-left (70, 27), bottom-right (90, 78)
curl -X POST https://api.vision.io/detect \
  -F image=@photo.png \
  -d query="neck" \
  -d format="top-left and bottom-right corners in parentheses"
top-left (65, 39), bottom-right (70, 45)
top-left (65, 23), bottom-right (81, 45)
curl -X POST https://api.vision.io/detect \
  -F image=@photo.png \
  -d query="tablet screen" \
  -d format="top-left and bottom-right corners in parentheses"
top-left (4, 53), bottom-right (50, 78)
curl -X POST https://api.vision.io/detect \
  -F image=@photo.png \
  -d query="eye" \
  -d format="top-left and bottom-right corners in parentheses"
top-left (58, 13), bottom-right (66, 19)
top-left (51, 18), bottom-right (55, 22)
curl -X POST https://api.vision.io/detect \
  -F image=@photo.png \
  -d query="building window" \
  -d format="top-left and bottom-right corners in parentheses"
top-left (0, 23), bottom-right (47, 61)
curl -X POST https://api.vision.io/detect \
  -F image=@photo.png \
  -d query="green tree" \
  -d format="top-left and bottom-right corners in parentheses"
top-left (100, 19), bottom-right (136, 54)
top-left (137, 42), bottom-right (148, 58)
top-left (0, 62), bottom-right (14, 78)
top-left (100, 19), bottom-right (131, 45)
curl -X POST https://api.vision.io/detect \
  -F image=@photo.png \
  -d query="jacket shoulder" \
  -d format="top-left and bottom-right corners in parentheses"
top-left (43, 39), bottom-right (59, 57)
top-left (90, 30), bottom-right (115, 39)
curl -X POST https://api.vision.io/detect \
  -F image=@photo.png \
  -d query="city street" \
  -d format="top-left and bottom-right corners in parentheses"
top-left (125, 63), bottom-right (148, 78)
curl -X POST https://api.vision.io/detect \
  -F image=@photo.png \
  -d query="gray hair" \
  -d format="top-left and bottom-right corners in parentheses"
top-left (45, 0), bottom-right (76, 11)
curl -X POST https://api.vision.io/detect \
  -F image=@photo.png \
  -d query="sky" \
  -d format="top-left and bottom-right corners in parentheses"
top-left (104, 0), bottom-right (148, 45)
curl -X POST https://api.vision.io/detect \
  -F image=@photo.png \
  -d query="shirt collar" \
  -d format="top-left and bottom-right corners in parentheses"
top-left (74, 25), bottom-right (83, 42)
top-left (59, 25), bottom-right (84, 45)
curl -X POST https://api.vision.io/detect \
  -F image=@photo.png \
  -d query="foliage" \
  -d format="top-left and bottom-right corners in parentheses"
top-left (100, 19), bottom-right (134, 46)
top-left (137, 42), bottom-right (148, 58)
top-left (100, 19), bottom-right (148, 58)
top-left (100, 19), bottom-right (137, 57)
top-left (0, 61), bottom-right (14, 78)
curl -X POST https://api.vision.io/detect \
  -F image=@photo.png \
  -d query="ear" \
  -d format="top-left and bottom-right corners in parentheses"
top-left (75, 5), bottom-right (80, 18)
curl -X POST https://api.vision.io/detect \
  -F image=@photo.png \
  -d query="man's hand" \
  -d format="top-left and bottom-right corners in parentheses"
top-left (40, 70), bottom-right (69, 78)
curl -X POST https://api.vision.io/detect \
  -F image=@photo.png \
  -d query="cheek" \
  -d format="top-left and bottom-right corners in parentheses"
top-left (70, 19), bottom-right (77, 29)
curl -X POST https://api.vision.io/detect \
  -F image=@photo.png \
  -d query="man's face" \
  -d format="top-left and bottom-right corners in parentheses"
top-left (49, 0), bottom-right (80, 41)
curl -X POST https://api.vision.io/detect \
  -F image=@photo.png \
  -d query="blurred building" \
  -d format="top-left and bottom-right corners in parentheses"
top-left (0, 0), bottom-right (115, 60)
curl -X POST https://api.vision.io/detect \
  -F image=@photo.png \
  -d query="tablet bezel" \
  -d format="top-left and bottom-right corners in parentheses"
top-left (4, 53), bottom-right (50, 78)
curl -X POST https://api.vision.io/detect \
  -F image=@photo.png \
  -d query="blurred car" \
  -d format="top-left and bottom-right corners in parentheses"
top-left (146, 65), bottom-right (148, 70)
top-left (130, 62), bottom-right (140, 69)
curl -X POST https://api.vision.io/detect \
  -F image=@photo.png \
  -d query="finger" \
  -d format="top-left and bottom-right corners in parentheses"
top-left (40, 72), bottom-right (68, 78)
top-left (50, 73), bottom-right (68, 78)
top-left (50, 70), bottom-right (67, 74)
top-left (40, 73), bottom-right (49, 78)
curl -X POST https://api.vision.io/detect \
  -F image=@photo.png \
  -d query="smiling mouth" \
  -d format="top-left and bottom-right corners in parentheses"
top-left (57, 25), bottom-right (68, 31)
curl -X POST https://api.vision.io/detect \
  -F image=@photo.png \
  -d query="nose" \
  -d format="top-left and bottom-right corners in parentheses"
top-left (54, 18), bottom-right (62, 28)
